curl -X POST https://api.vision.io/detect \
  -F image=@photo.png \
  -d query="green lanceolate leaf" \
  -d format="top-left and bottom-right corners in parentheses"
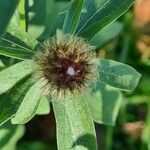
top-left (36, 96), bottom-right (50, 115)
top-left (11, 80), bottom-right (43, 124)
top-left (0, 76), bottom-right (35, 126)
top-left (0, 0), bottom-right (19, 36)
top-left (91, 21), bottom-right (123, 48)
top-left (0, 46), bottom-right (34, 60)
top-left (98, 59), bottom-right (141, 91)
top-left (52, 93), bottom-right (97, 150)
top-left (63, 0), bottom-right (84, 34)
top-left (76, 0), bottom-right (96, 31)
top-left (0, 60), bottom-right (34, 94)
top-left (7, 21), bottom-right (39, 50)
top-left (77, 0), bottom-right (108, 32)
top-left (77, 0), bottom-right (135, 39)
top-left (0, 122), bottom-right (24, 150)
top-left (84, 0), bottom-right (96, 16)
top-left (87, 82), bottom-right (122, 125)
top-left (95, 0), bottom-right (108, 9)
top-left (0, 35), bottom-right (35, 53)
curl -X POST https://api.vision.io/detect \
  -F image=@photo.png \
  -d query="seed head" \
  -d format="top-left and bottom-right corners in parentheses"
top-left (35, 34), bottom-right (98, 95)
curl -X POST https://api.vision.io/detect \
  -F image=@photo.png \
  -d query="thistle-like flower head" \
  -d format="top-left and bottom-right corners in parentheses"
top-left (36, 34), bottom-right (98, 95)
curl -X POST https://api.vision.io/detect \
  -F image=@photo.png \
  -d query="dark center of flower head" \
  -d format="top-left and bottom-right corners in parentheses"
top-left (36, 35), bottom-right (97, 94)
top-left (49, 50), bottom-right (89, 91)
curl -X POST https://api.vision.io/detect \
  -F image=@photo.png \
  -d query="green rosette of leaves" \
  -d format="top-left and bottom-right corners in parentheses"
top-left (0, 0), bottom-right (141, 150)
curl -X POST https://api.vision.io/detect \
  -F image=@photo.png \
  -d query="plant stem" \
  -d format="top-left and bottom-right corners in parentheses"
top-left (19, 0), bottom-right (26, 31)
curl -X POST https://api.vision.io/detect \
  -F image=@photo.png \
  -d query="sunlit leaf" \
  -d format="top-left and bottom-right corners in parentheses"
top-left (11, 80), bottom-right (43, 124)
top-left (77, 0), bottom-right (135, 39)
top-left (52, 93), bottom-right (97, 150)
top-left (18, 0), bottom-right (26, 31)
top-left (99, 59), bottom-right (141, 91)
top-left (0, 76), bottom-right (35, 126)
top-left (36, 96), bottom-right (50, 115)
top-left (0, 60), bottom-right (34, 94)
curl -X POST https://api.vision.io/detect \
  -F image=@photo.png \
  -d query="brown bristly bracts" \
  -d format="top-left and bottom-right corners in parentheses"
top-left (35, 34), bottom-right (99, 96)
